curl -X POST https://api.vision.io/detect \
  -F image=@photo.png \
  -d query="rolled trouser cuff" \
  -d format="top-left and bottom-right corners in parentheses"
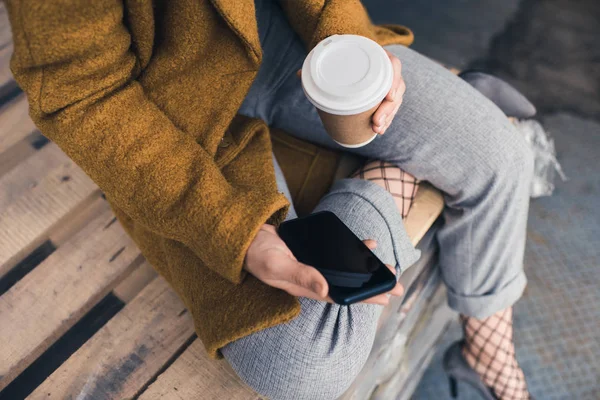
top-left (446, 270), bottom-right (527, 319)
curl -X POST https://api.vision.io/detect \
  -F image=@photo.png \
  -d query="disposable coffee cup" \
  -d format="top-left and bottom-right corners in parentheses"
top-left (301, 34), bottom-right (394, 148)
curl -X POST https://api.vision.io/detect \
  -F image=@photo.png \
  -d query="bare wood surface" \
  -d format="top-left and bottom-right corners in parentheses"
top-left (404, 182), bottom-right (444, 246)
top-left (0, 2), bottom-right (15, 95)
top-left (0, 149), bottom-right (100, 278)
top-left (0, 93), bottom-right (37, 155)
top-left (29, 277), bottom-right (194, 400)
top-left (0, 142), bottom-right (64, 209)
top-left (0, 131), bottom-right (41, 177)
top-left (48, 195), bottom-right (110, 246)
top-left (0, 94), bottom-right (39, 177)
top-left (372, 286), bottom-right (454, 400)
top-left (113, 260), bottom-right (158, 303)
top-left (138, 340), bottom-right (262, 400)
top-left (0, 207), bottom-right (142, 391)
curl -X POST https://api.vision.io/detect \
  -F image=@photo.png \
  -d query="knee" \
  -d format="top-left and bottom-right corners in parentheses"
top-left (482, 124), bottom-right (535, 194)
top-left (223, 331), bottom-right (370, 400)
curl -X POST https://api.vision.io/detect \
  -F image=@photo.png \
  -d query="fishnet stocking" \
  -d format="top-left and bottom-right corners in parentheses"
top-left (461, 308), bottom-right (531, 400)
top-left (351, 160), bottom-right (419, 219)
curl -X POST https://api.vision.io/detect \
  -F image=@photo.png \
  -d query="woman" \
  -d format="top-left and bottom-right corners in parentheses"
top-left (5, 0), bottom-right (533, 398)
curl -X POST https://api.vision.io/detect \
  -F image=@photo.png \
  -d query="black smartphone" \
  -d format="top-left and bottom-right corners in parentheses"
top-left (278, 211), bottom-right (396, 305)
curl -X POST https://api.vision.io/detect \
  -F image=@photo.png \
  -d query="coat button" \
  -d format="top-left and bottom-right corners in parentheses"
top-left (219, 129), bottom-right (234, 148)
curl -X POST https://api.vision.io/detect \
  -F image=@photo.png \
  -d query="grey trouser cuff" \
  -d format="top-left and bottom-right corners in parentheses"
top-left (446, 271), bottom-right (527, 319)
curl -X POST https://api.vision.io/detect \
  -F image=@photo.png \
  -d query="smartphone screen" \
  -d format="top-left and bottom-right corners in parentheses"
top-left (278, 211), bottom-right (396, 305)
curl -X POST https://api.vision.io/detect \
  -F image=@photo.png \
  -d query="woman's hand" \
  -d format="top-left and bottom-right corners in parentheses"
top-left (244, 224), bottom-right (404, 305)
top-left (372, 50), bottom-right (406, 135)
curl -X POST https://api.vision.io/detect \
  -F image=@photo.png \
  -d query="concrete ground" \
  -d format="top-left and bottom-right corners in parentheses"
top-left (363, 0), bottom-right (600, 399)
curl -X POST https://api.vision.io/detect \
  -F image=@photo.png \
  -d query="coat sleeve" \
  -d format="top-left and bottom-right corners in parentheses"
top-left (277, 0), bottom-right (414, 50)
top-left (4, 0), bottom-right (288, 284)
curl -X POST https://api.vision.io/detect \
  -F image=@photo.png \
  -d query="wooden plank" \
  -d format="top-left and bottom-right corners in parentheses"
top-left (0, 148), bottom-right (100, 278)
top-left (138, 340), bottom-right (261, 400)
top-left (0, 93), bottom-right (38, 155)
top-left (0, 207), bottom-right (142, 391)
top-left (404, 183), bottom-right (444, 246)
top-left (372, 286), bottom-right (454, 400)
top-left (0, 94), bottom-right (39, 177)
top-left (29, 276), bottom-right (194, 400)
top-left (0, 41), bottom-right (14, 99)
top-left (48, 195), bottom-right (111, 247)
top-left (0, 131), bottom-right (41, 177)
top-left (0, 142), bottom-right (64, 209)
top-left (112, 260), bottom-right (158, 303)
top-left (0, 2), bottom-right (15, 96)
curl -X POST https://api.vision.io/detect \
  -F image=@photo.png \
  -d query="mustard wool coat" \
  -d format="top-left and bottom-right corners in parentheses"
top-left (5, 0), bottom-right (413, 358)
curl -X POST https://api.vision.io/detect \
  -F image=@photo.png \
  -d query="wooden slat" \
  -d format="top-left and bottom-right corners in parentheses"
top-left (138, 339), bottom-right (261, 400)
top-left (0, 50), bottom-right (14, 92)
top-left (0, 142), bottom-right (64, 210)
top-left (372, 286), bottom-right (454, 400)
top-left (0, 131), bottom-right (41, 177)
top-left (29, 276), bottom-right (194, 400)
top-left (0, 93), bottom-right (37, 155)
top-left (0, 94), bottom-right (39, 177)
top-left (0, 2), bottom-right (15, 96)
top-left (404, 183), bottom-right (444, 246)
top-left (0, 207), bottom-right (142, 391)
top-left (0, 147), bottom-right (100, 278)
top-left (47, 194), bottom-right (111, 247)
top-left (112, 260), bottom-right (158, 303)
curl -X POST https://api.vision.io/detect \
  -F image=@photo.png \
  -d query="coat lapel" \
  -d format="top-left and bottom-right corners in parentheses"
top-left (209, 0), bottom-right (262, 64)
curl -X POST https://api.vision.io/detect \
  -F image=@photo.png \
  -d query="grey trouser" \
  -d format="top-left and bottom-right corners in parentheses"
top-left (222, 1), bottom-right (534, 399)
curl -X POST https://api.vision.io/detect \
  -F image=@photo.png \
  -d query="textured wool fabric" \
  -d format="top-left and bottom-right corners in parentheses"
top-left (4, 0), bottom-right (412, 358)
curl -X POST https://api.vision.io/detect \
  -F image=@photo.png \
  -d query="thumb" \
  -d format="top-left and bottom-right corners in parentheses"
top-left (288, 261), bottom-right (328, 298)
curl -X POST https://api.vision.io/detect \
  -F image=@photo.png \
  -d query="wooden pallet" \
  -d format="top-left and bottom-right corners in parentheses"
top-left (0, 5), bottom-right (448, 398)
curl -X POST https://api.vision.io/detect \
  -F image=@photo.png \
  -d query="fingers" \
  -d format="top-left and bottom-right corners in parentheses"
top-left (372, 52), bottom-right (406, 135)
top-left (384, 264), bottom-right (405, 297)
top-left (296, 69), bottom-right (302, 78)
top-left (270, 258), bottom-right (329, 300)
top-left (260, 224), bottom-right (277, 234)
top-left (389, 281), bottom-right (404, 297)
top-left (362, 293), bottom-right (391, 306)
top-left (360, 263), bottom-right (403, 305)
top-left (372, 100), bottom-right (396, 134)
top-left (363, 239), bottom-right (377, 250)
top-left (290, 261), bottom-right (329, 297)
top-left (385, 52), bottom-right (403, 102)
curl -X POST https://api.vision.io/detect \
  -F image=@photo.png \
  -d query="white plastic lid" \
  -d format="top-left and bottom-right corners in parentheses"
top-left (301, 35), bottom-right (393, 116)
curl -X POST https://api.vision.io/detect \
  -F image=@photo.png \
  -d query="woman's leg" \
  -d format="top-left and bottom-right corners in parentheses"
top-left (222, 155), bottom-right (420, 400)
top-left (273, 43), bottom-right (533, 321)
top-left (267, 44), bottom-right (533, 398)
top-left (241, 0), bottom-right (533, 397)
